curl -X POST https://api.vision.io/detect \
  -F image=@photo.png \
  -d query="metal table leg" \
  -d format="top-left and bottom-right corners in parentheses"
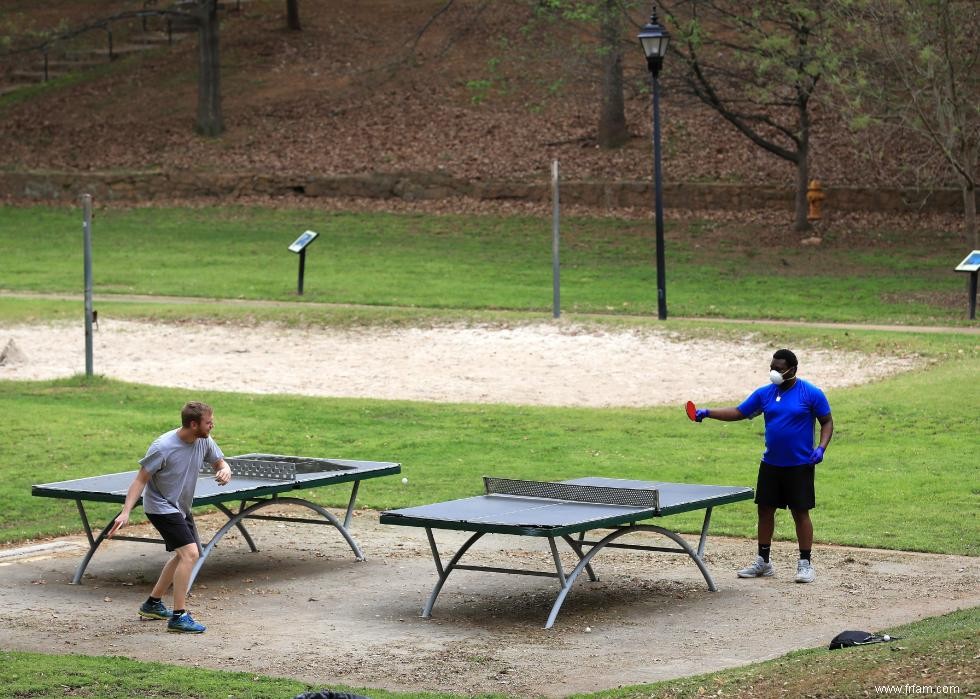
top-left (420, 528), bottom-right (485, 619)
top-left (70, 504), bottom-right (116, 585)
top-left (70, 503), bottom-right (168, 584)
top-left (214, 502), bottom-right (258, 552)
top-left (697, 507), bottom-right (713, 558)
top-left (188, 496), bottom-right (365, 590)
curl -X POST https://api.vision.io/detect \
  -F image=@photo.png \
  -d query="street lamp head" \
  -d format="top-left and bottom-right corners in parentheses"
top-left (638, 6), bottom-right (671, 76)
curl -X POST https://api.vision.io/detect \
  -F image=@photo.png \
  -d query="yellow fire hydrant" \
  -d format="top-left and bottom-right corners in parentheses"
top-left (807, 179), bottom-right (825, 222)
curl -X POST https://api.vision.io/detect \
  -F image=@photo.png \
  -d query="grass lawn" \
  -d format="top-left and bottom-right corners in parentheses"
top-left (1, 203), bottom-right (977, 698)
top-left (0, 204), bottom-right (973, 325)
top-left (1, 331), bottom-right (976, 555)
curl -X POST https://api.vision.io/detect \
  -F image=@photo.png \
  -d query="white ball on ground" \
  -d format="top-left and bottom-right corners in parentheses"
top-left (401, 477), bottom-right (409, 484)
top-left (585, 626), bottom-right (592, 633)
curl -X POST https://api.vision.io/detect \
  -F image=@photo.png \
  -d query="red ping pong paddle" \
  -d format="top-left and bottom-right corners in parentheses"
top-left (106, 519), bottom-right (123, 538)
top-left (685, 400), bottom-right (697, 422)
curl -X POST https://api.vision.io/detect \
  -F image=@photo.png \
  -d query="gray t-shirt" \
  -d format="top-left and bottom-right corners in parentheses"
top-left (139, 428), bottom-right (224, 516)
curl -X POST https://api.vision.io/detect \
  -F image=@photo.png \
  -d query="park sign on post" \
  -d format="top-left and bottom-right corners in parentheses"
top-left (954, 250), bottom-right (980, 320)
top-left (288, 230), bottom-right (319, 295)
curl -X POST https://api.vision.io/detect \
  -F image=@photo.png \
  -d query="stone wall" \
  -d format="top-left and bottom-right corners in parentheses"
top-left (0, 169), bottom-right (966, 214)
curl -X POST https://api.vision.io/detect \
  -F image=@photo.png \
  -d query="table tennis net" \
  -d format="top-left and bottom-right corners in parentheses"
top-left (202, 457), bottom-right (298, 482)
top-left (483, 477), bottom-right (659, 510)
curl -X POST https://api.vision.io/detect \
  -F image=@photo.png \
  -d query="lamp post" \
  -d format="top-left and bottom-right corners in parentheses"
top-left (638, 6), bottom-right (670, 320)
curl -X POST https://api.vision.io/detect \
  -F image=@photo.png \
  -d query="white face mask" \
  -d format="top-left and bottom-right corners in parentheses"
top-left (769, 368), bottom-right (792, 385)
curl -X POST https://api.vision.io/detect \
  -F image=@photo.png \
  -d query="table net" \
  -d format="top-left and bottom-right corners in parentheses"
top-left (483, 477), bottom-right (659, 510)
top-left (201, 457), bottom-right (298, 482)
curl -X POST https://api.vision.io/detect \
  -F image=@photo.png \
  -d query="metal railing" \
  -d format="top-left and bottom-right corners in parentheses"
top-left (0, 1), bottom-right (201, 86)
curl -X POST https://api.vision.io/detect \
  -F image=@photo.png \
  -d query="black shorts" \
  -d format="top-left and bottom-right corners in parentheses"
top-left (146, 512), bottom-right (198, 552)
top-left (754, 461), bottom-right (815, 511)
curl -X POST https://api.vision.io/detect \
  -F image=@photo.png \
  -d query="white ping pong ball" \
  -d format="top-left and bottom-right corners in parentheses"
top-left (585, 626), bottom-right (592, 633)
top-left (401, 477), bottom-right (409, 485)
top-left (882, 635), bottom-right (890, 641)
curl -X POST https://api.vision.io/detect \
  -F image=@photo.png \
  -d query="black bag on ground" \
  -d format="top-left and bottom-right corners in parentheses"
top-left (829, 629), bottom-right (895, 650)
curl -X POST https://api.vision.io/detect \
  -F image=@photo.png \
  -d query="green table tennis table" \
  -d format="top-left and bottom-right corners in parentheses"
top-left (381, 476), bottom-right (753, 628)
top-left (32, 453), bottom-right (400, 589)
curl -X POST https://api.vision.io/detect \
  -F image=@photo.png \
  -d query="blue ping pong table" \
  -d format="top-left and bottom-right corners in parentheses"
top-left (381, 476), bottom-right (753, 628)
top-left (32, 453), bottom-right (400, 589)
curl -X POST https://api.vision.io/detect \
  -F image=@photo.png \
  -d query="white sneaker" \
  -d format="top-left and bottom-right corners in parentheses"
top-left (794, 558), bottom-right (815, 583)
top-left (737, 555), bottom-right (775, 578)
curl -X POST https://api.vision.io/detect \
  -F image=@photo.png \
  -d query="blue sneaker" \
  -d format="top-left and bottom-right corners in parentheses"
top-left (138, 599), bottom-right (173, 621)
top-left (167, 611), bottom-right (206, 634)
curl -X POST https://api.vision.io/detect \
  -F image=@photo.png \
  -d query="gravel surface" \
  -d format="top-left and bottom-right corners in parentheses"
top-left (1, 514), bottom-right (977, 697)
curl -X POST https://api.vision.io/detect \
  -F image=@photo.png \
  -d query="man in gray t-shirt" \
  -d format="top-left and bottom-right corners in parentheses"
top-left (140, 427), bottom-right (224, 517)
top-left (109, 401), bottom-right (232, 634)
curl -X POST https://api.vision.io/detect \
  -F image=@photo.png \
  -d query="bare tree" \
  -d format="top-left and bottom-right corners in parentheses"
top-left (833, 0), bottom-right (978, 246)
top-left (528, 0), bottom-right (641, 149)
top-left (661, 0), bottom-right (836, 231)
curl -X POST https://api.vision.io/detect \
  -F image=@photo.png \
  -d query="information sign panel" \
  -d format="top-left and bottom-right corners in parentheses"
top-left (288, 230), bottom-right (319, 253)
top-left (954, 250), bottom-right (980, 272)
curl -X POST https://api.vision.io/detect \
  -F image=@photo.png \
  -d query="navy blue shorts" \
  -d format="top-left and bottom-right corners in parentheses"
top-left (754, 461), bottom-right (815, 511)
top-left (146, 512), bottom-right (198, 551)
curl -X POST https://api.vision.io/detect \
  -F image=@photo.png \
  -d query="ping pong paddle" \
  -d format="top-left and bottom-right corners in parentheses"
top-left (106, 519), bottom-right (124, 538)
top-left (685, 400), bottom-right (697, 422)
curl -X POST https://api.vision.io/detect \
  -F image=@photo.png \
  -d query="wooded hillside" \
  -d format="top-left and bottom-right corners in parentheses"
top-left (0, 0), bottom-right (974, 212)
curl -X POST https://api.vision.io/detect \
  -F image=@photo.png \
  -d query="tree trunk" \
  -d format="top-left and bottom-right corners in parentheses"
top-left (794, 98), bottom-right (811, 232)
top-left (794, 152), bottom-right (811, 233)
top-left (962, 177), bottom-right (978, 248)
top-left (286, 0), bottom-right (301, 31)
top-left (196, 0), bottom-right (223, 137)
top-left (597, 0), bottom-right (628, 149)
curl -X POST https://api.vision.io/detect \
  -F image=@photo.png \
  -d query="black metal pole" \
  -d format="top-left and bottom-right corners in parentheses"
top-left (83, 194), bottom-right (94, 377)
top-left (552, 159), bottom-right (561, 319)
top-left (651, 70), bottom-right (667, 320)
top-left (969, 271), bottom-right (977, 320)
top-left (298, 248), bottom-right (306, 295)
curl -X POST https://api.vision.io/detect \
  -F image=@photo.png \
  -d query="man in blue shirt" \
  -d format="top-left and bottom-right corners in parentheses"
top-left (693, 349), bottom-right (833, 583)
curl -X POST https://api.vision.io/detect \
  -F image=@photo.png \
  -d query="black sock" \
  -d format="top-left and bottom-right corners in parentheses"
top-left (147, 596), bottom-right (161, 605)
top-left (800, 549), bottom-right (812, 562)
top-left (172, 609), bottom-right (186, 617)
top-left (758, 544), bottom-right (771, 563)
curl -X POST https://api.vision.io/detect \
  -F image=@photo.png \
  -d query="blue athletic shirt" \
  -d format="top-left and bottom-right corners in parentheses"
top-left (736, 379), bottom-right (831, 467)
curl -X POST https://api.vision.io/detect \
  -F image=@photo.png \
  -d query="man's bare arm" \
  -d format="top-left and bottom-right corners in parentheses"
top-left (107, 467), bottom-right (152, 537)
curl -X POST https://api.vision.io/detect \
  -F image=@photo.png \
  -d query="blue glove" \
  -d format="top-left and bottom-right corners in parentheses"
top-left (810, 446), bottom-right (825, 464)
top-left (695, 409), bottom-right (710, 422)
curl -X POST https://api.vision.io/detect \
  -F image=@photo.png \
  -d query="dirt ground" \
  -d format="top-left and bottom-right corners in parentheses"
top-left (1, 515), bottom-right (978, 697)
top-left (0, 319), bottom-right (921, 407)
top-left (1, 318), bottom-right (976, 698)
